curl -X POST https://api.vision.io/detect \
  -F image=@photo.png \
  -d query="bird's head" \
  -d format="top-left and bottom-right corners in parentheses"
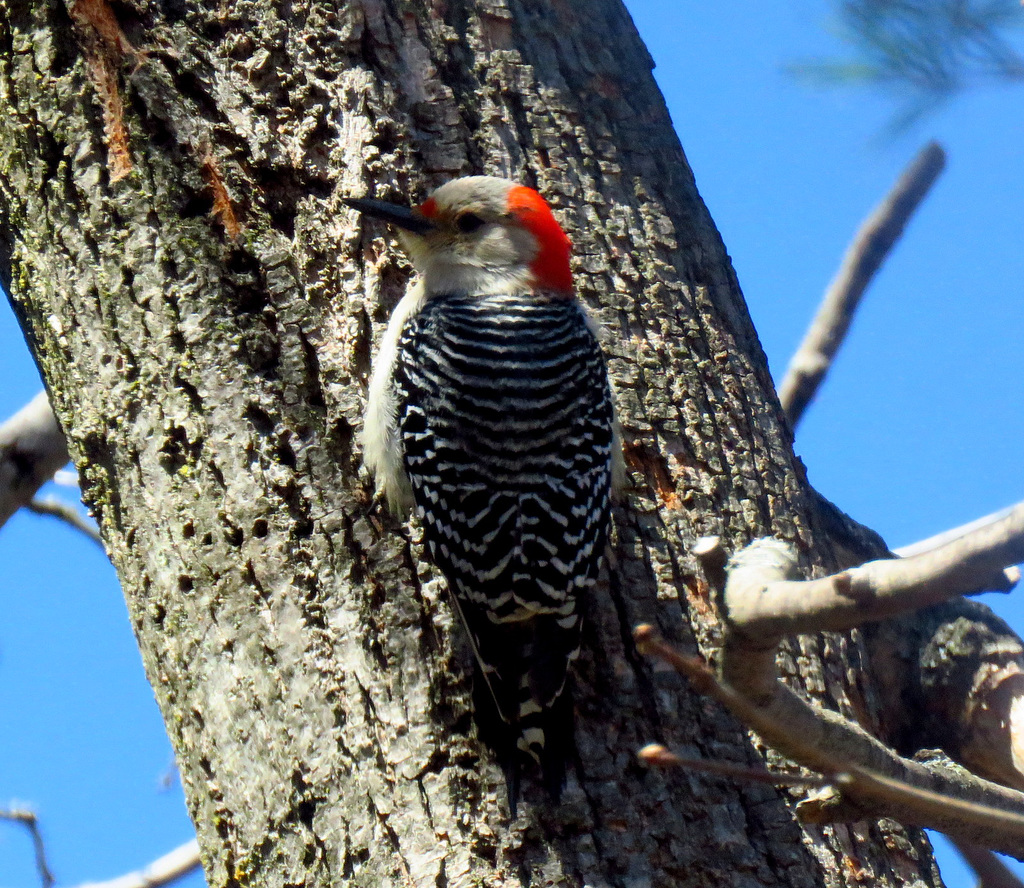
top-left (345, 176), bottom-right (573, 297)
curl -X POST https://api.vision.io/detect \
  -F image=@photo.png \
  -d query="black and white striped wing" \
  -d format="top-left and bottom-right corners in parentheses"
top-left (394, 292), bottom-right (614, 795)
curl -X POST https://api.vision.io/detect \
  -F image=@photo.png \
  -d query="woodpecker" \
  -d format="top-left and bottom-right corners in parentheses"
top-left (346, 176), bottom-right (618, 811)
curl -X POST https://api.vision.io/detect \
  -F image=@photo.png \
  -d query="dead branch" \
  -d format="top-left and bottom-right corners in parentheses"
top-left (27, 496), bottom-right (104, 547)
top-left (0, 807), bottom-right (55, 888)
top-left (778, 142), bottom-right (946, 428)
top-left (723, 503), bottom-right (1024, 640)
top-left (75, 839), bottom-right (201, 888)
top-left (895, 503), bottom-right (1024, 589)
top-left (0, 392), bottom-right (70, 530)
top-left (635, 625), bottom-right (1024, 858)
top-left (638, 743), bottom-right (825, 788)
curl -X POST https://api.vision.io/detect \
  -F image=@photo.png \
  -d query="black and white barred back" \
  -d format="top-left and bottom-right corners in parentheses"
top-left (394, 291), bottom-right (614, 805)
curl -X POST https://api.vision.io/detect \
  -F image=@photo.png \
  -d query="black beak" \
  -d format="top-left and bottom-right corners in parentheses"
top-left (343, 197), bottom-right (436, 235)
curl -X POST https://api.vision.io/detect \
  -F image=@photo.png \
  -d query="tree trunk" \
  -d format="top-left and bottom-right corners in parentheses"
top-left (0, 0), bottom-right (944, 885)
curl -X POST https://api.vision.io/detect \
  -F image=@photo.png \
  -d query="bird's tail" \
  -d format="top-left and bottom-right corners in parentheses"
top-left (467, 612), bottom-right (581, 816)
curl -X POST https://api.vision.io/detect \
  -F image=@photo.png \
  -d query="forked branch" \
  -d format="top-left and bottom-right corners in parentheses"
top-left (635, 502), bottom-right (1024, 856)
top-left (635, 625), bottom-right (1024, 858)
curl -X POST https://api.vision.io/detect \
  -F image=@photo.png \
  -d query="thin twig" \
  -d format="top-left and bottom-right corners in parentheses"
top-left (778, 142), bottom-right (946, 428)
top-left (639, 743), bottom-right (825, 788)
top-left (0, 807), bottom-right (55, 888)
top-left (27, 497), bottom-right (104, 547)
top-left (75, 839), bottom-right (202, 888)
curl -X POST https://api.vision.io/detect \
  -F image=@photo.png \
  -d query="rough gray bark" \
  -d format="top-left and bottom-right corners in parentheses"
top-left (0, 1), bottom-right (945, 886)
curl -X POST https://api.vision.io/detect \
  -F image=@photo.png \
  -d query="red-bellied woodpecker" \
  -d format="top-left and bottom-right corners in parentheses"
top-left (346, 176), bottom-right (619, 812)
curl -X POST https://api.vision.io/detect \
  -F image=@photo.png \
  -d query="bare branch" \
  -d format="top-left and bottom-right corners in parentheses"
top-left (896, 503), bottom-right (1023, 558)
top-left (725, 504), bottom-right (1024, 640)
top-left (639, 743), bottom-right (825, 788)
top-left (27, 496), bottom-right (104, 547)
top-left (692, 534), bottom-right (728, 593)
top-left (778, 142), bottom-right (946, 428)
top-left (0, 392), bottom-right (70, 530)
top-left (75, 839), bottom-right (202, 888)
top-left (634, 625), bottom-right (1024, 857)
top-left (0, 807), bottom-right (55, 888)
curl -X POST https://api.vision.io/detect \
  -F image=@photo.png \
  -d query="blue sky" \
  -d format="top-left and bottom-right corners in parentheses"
top-left (1, 3), bottom-right (1022, 886)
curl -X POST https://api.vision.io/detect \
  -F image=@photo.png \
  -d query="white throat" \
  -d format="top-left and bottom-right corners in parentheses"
top-left (420, 259), bottom-right (533, 297)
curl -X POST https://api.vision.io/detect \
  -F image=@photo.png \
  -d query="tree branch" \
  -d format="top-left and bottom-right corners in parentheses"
top-left (778, 141), bottom-right (946, 428)
top-left (638, 743), bottom-right (825, 788)
top-left (632, 516), bottom-right (1024, 856)
top-left (723, 502), bottom-right (1024, 640)
top-left (0, 807), bottom-right (55, 888)
top-left (75, 839), bottom-right (201, 888)
top-left (27, 496), bottom-right (104, 547)
top-left (0, 392), bottom-right (70, 530)
top-left (634, 625), bottom-right (1024, 858)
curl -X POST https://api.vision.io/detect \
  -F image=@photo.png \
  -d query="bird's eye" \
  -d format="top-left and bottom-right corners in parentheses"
top-left (455, 212), bottom-right (486, 233)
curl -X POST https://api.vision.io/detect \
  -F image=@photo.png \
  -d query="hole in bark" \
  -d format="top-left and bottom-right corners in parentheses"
top-left (252, 518), bottom-right (268, 538)
top-left (209, 461), bottom-right (225, 487)
top-left (377, 264), bottom-right (409, 317)
top-left (251, 166), bottom-right (332, 239)
top-left (471, 831), bottom-right (498, 867)
top-left (240, 328), bottom-right (281, 375)
top-left (31, 3), bottom-right (78, 75)
top-left (245, 404), bottom-right (276, 435)
top-left (332, 417), bottom-right (354, 463)
top-left (114, 351), bottom-right (140, 382)
top-left (296, 799), bottom-right (316, 829)
top-left (371, 118), bottom-right (400, 154)
top-left (158, 425), bottom-right (201, 474)
top-left (223, 523), bottom-right (244, 547)
top-left (299, 331), bottom-right (326, 409)
top-left (182, 520), bottom-right (195, 539)
top-left (293, 516), bottom-right (314, 539)
top-left (167, 65), bottom-right (222, 121)
top-left (275, 438), bottom-right (298, 469)
top-left (178, 575), bottom-right (194, 593)
top-left (174, 372), bottom-right (203, 411)
top-left (105, 0), bottom-right (146, 46)
top-left (353, 309), bottom-right (373, 379)
top-left (157, 0), bottom-right (188, 21)
top-left (343, 847), bottom-right (369, 877)
top-left (180, 190), bottom-right (215, 220)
